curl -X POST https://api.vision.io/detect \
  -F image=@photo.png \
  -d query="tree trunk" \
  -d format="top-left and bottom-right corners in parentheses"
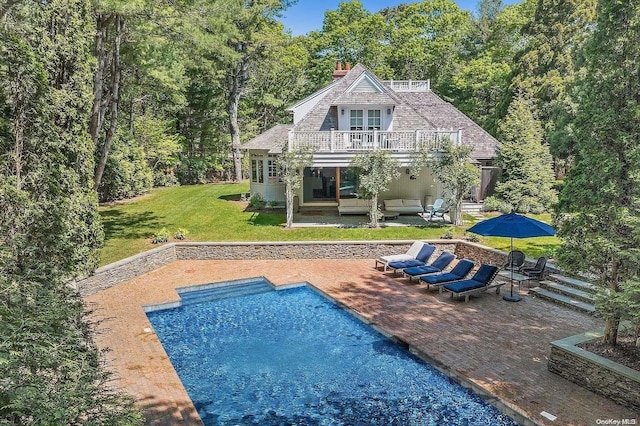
top-left (603, 264), bottom-right (621, 345)
top-left (88, 14), bottom-right (111, 148)
top-left (227, 58), bottom-right (248, 182)
top-left (285, 183), bottom-right (294, 228)
top-left (93, 14), bottom-right (123, 191)
top-left (369, 194), bottom-right (379, 228)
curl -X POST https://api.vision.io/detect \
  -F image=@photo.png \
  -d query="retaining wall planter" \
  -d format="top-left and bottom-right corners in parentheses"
top-left (549, 330), bottom-right (640, 411)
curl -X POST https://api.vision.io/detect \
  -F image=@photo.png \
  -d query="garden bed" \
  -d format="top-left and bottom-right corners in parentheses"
top-left (549, 330), bottom-right (640, 411)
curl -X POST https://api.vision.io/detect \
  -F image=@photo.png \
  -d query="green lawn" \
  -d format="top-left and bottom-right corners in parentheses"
top-left (99, 183), bottom-right (559, 265)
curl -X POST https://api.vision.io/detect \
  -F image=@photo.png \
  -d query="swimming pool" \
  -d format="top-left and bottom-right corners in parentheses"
top-left (146, 278), bottom-right (518, 425)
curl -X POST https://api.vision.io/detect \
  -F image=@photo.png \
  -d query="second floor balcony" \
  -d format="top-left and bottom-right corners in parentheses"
top-left (288, 129), bottom-right (461, 153)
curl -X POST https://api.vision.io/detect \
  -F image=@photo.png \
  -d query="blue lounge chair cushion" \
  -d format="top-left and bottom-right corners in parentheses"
top-left (387, 244), bottom-right (435, 269)
top-left (448, 259), bottom-right (475, 278)
top-left (420, 272), bottom-right (461, 284)
top-left (403, 252), bottom-right (455, 277)
top-left (472, 264), bottom-right (499, 284)
top-left (443, 279), bottom-right (486, 293)
top-left (419, 259), bottom-right (475, 284)
top-left (404, 264), bottom-right (440, 276)
top-left (429, 252), bottom-right (456, 271)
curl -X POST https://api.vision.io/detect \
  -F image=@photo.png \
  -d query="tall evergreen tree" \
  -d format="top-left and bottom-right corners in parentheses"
top-left (0, 0), bottom-right (142, 421)
top-left (493, 90), bottom-right (557, 213)
top-left (556, 0), bottom-right (640, 346)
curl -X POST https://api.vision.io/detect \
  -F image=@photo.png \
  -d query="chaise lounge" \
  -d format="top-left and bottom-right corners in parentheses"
top-left (403, 251), bottom-right (456, 281)
top-left (375, 241), bottom-right (427, 272)
top-left (386, 244), bottom-right (436, 275)
top-left (442, 264), bottom-right (501, 302)
top-left (418, 259), bottom-right (475, 291)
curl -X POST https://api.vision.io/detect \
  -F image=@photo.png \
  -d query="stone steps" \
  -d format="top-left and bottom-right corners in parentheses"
top-left (537, 281), bottom-right (595, 304)
top-left (528, 273), bottom-right (597, 315)
top-left (529, 286), bottom-right (597, 314)
top-left (548, 273), bottom-right (597, 292)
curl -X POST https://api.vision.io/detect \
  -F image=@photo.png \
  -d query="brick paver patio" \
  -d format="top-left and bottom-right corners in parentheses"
top-left (86, 259), bottom-right (639, 425)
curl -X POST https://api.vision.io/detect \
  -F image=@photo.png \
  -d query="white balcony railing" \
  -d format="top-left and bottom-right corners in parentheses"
top-left (383, 80), bottom-right (430, 92)
top-left (288, 129), bottom-right (460, 153)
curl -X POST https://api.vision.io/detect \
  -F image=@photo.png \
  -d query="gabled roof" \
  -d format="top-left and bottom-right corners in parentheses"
top-left (294, 63), bottom-right (432, 131)
top-left (241, 124), bottom-right (291, 154)
top-left (394, 90), bottom-right (498, 160)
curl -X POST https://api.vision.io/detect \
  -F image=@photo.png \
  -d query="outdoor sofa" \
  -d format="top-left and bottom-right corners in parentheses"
top-left (338, 198), bottom-right (372, 215)
top-left (383, 199), bottom-right (424, 214)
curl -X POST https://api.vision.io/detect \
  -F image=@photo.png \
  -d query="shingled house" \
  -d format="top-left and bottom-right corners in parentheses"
top-left (243, 63), bottom-right (499, 212)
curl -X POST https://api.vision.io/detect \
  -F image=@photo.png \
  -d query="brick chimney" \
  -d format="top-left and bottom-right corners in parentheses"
top-left (332, 61), bottom-right (350, 80)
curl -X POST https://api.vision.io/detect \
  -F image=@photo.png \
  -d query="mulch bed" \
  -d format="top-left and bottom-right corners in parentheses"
top-left (579, 335), bottom-right (640, 371)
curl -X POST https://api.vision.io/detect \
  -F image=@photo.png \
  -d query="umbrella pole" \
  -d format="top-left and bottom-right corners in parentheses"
top-left (503, 237), bottom-right (522, 302)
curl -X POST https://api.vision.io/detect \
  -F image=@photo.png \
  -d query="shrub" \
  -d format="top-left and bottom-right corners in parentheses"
top-left (267, 199), bottom-right (280, 208)
top-left (465, 232), bottom-right (481, 243)
top-left (442, 228), bottom-right (454, 239)
top-left (249, 193), bottom-right (266, 209)
top-left (483, 196), bottom-right (512, 213)
top-left (174, 228), bottom-right (188, 240)
top-left (151, 228), bottom-right (169, 244)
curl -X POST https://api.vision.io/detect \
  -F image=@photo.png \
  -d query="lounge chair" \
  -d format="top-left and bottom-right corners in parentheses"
top-left (428, 198), bottom-right (449, 222)
top-left (375, 241), bottom-right (426, 272)
top-left (442, 264), bottom-right (501, 302)
top-left (386, 244), bottom-right (436, 274)
top-left (503, 250), bottom-right (525, 272)
top-left (418, 259), bottom-right (475, 290)
top-left (403, 251), bottom-right (456, 281)
top-left (521, 256), bottom-right (547, 280)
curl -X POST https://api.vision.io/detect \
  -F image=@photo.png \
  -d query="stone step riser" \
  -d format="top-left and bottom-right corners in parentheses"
top-left (539, 281), bottom-right (595, 304)
top-left (548, 273), bottom-right (597, 294)
top-left (529, 287), bottom-right (596, 316)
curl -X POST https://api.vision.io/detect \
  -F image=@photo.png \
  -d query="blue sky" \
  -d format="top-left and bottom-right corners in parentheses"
top-left (279, 0), bottom-right (520, 36)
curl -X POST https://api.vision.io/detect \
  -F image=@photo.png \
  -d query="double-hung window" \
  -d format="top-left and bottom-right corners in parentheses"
top-left (251, 158), bottom-right (264, 183)
top-left (267, 155), bottom-right (278, 183)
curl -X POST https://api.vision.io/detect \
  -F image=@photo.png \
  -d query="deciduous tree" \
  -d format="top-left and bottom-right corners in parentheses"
top-left (351, 150), bottom-right (400, 228)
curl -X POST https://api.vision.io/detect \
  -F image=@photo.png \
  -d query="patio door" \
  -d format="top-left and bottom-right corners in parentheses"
top-left (302, 167), bottom-right (336, 202)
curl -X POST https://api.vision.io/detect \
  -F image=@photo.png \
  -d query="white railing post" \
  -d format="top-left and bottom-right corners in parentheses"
top-left (415, 129), bottom-right (420, 151)
top-left (288, 129), bottom-right (294, 152)
top-left (330, 129), bottom-right (335, 152)
top-left (373, 130), bottom-right (378, 150)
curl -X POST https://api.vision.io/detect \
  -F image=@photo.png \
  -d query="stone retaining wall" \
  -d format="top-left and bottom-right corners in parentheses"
top-left (76, 240), bottom-right (510, 297)
top-left (75, 244), bottom-right (177, 297)
top-left (549, 332), bottom-right (640, 411)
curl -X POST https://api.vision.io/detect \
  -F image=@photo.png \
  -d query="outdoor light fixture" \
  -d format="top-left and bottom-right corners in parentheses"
top-left (406, 168), bottom-right (410, 174)
top-left (387, 108), bottom-right (392, 115)
top-left (341, 108), bottom-right (344, 115)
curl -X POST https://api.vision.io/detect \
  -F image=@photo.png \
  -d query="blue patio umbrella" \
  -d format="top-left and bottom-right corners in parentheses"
top-left (467, 212), bottom-right (556, 302)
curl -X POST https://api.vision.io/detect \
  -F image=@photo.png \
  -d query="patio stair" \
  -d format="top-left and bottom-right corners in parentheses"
top-left (529, 273), bottom-right (597, 315)
top-left (461, 202), bottom-right (484, 213)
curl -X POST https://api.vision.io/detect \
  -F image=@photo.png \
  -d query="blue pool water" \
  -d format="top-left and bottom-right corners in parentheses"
top-left (146, 280), bottom-right (518, 426)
